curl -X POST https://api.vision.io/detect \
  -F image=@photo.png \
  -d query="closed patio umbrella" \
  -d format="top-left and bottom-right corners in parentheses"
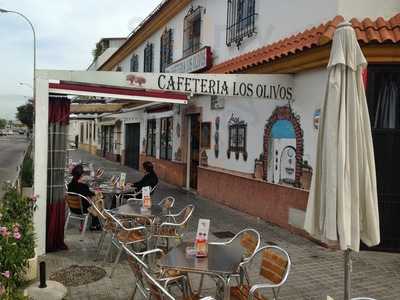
top-left (304, 22), bottom-right (380, 300)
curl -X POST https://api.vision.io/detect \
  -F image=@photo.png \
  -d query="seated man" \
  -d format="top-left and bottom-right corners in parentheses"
top-left (133, 161), bottom-right (158, 192)
top-left (111, 161), bottom-right (158, 208)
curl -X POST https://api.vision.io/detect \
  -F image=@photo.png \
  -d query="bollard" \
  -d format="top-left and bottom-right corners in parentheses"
top-left (39, 261), bottom-right (47, 288)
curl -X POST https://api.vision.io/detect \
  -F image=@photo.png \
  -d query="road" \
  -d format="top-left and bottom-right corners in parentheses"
top-left (0, 135), bottom-right (29, 198)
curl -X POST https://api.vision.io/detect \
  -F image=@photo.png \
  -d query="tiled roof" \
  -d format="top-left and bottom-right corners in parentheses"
top-left (208, 13), bottom-right (400, 74)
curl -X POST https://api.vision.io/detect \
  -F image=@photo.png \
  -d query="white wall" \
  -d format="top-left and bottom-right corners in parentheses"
top-left (292, 68), bottom-right (327, 170)
top-left (205, 0), bottom-right (338, 65)
top-left (338, 0), bottom-right (399, 20)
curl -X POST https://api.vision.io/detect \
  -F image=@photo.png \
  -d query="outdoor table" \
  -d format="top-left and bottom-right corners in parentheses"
top-left (158, 241), bottom-right (244, 300)
top-left (111, 202), bottom-right (163, 218)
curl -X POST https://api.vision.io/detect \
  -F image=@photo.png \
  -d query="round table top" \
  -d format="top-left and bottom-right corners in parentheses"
top-left (111, 202), bottom-right (164, 218)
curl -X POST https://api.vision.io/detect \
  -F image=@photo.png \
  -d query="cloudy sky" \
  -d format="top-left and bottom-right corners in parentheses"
top-left (0, 0), bottom-right (161, 119)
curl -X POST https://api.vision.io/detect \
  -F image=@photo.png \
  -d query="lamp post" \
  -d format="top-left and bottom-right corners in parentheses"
top-left (0, 9), bottom-right (36, 105)
top-left (19, 82), bottom-right (34, 90)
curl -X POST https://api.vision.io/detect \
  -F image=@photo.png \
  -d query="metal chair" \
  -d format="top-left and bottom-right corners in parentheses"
top-left (153, 204), bottom-right (195, 251)
top-left (158, 196), bottom-right (175, 214)
top-left (230, 245), bottom-right (291, 300)
top-left (122, 184), bottom-right (159, 205)
top-left (64, 192), bottom-right (92, 240)
top-left (123, 244), bottom-right (192, 300)
top-left (197, 228), bottom-right (260, 295)
top-left (103, 210), bottom-right (147, 278)
top-left (142, 267), bottom-right (215, 300)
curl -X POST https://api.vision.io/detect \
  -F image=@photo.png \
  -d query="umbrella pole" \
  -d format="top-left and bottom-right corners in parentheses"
top-left (344, 249), bottom-right (352, 300)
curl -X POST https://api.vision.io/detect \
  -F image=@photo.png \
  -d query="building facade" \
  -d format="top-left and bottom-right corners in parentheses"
top-left (80, 0), bottom-right (399, 249)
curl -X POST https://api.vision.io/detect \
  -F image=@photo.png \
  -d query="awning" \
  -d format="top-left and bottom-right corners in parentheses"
top-left (49, 82), bottom-right (188, 104)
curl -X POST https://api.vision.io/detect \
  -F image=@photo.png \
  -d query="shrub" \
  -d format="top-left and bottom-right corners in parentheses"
top-left (0, 187), bottom-right (36, 299)
top-left (21, 157), bottom-right (33, 188)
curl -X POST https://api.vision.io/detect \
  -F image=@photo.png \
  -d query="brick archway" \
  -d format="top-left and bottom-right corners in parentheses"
top-left (263, 106), bottom-right (303, 187)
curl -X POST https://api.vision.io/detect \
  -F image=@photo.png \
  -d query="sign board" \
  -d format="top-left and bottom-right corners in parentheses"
top-left (42, 70), bottom-right (295, 101)
top-left (165, 46), bottom-right (212, 74)
top-left (119, 172), bottom-right (126, 189)
top-left (195, 219), bottom-right (210, 257)
top-left (142, 186), bottom-right (152, 208)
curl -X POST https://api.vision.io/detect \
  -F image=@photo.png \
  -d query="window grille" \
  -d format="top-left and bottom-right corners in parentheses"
top-left (146, 119), bottom-right (157, 157)
top-left (160, 117), bottom-right (173, 160)
top-left (183, 7), bottom-right (202, 57)
top-left (144, 43), bottom-right (154, 72)
top-left (160, 29), bottom-right (173, 72)
top-left (226, 0), bottom-right (256, 47)
top-left (130, 54), bottom-right (139, 72)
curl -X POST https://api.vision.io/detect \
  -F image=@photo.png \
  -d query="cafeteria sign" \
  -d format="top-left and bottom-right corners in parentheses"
top-left (125, 72), bottom-right (295, 101)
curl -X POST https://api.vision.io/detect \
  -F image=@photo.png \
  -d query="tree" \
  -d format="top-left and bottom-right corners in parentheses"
top-left (16, 101), bottom-right (34, 129)
top-left (0, 118), bottom-right (6, 129)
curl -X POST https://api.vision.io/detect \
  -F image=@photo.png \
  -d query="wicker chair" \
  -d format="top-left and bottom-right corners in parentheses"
top-left (122, 184), bottom-right (158, 206)
top-left (153, 204), bottom-right (195, 251)
top-left (142, 267), bottom-right (215, 300)
top-left (230, 245), bottom-right (291, 300)
top-left (64, 192), bottom-right (92, 240)
top-left (123, 244), bottom-right (192, 300)
top-left (103, 210), bottom-right (147, 278)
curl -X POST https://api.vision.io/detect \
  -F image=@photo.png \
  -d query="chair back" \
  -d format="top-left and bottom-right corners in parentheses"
top-left (177, 204), bottom-right (194, 226)
top-left (257, 245), bottom-right (291, 285)
top-left (150, 184), bottom-right (158, 195)
top-left (66, 192), bottom-right (90, 215)
top-left (142, 268), bottom-right (175, 300)
top-left (159, 196), bottom-right (175, 209)
top-left (239, 230), bottom-right (260, 259)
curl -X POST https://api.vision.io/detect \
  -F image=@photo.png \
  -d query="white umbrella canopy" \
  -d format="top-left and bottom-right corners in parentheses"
top-left (304, 21), bottom-right (380, 252)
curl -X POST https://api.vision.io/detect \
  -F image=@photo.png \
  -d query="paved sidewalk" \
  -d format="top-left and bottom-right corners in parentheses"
top-left (43, 149), bottom-right (400, 299)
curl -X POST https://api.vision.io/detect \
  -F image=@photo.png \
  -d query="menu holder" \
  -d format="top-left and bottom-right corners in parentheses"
top-left (195, 219), bottom-right (210, 258)
top-left (119, 172), bottom-right (126, 189)
top-left (142, 186), bottom-right (152, 209)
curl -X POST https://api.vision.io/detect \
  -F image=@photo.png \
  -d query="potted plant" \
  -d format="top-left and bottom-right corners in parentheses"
top-left (0, 186), bottom-right (37, 299)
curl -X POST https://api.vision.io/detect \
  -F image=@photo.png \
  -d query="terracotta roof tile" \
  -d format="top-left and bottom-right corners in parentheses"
top-left (208, 13), bottom-right (400, 74)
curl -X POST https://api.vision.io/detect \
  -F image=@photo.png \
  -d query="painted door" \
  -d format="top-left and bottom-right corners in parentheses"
top-left (190, 114), bottom-right (200, 189)
top-left (125, 123), bottom-right (140, 170)
top-left (280, 146), bottom-right (296, 184)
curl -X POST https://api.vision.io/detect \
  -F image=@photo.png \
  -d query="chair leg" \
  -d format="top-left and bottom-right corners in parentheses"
top-left (129, 281), bottom-right (138, 300)
top-left (104, 238), bottom-right (114, 263)
top-left (64, 211), bottom-right (71, 232)
top-left (95, 231), bottom-right (107, 261)
top-left (80, 215), bottom-right (89, 241)
top-left (109, 246), bottom-right (123, 278)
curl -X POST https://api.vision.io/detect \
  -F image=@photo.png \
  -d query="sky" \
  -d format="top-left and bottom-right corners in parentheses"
top-left (0, 0), bottom-right (161, 119)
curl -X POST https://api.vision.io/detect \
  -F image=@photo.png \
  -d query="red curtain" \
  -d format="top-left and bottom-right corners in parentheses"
top-left (49, 97), bottom-right (70, 124)
top-left (46, 95), bottom-right (70, 252)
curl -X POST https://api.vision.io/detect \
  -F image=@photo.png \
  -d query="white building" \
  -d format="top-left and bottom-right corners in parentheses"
top-left (77, 0), bottom-right (399, 250)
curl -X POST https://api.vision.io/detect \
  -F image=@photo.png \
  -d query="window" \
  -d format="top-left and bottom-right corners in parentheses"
top-left (226, 0), bottom-right (256, 47)
top-left (146, 119), bottom-right (156, 156)
top-left (160, 117), bottom-right (173, 160)
top-left (160, 29), bottom-right (173, 72)
top-left (227, 120), bottom-right (247, 160)
top-left (143, 43), bottom-right (154, 72)
top-left (130, 54), bottom-right (139, 72)
top-left (86, 123), bottom-right (89, 140)
top-left (183, 7), bottom-right (202, 57)
top-left (80, 124), bottom-right (84, 143)
top-left (93, 124), bottom-right (96, 141)
top-left (200, 122), bottom-right (211, 148)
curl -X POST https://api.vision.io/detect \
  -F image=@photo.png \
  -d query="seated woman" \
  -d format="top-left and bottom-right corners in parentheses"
top-left (67, 164), bottom-right (100, 230)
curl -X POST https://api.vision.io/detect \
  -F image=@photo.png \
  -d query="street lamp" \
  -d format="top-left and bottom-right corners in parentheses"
top-left (19, 82), bottom-right (33, 90)
top-left (0, 9), bottom-right (36, 104)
